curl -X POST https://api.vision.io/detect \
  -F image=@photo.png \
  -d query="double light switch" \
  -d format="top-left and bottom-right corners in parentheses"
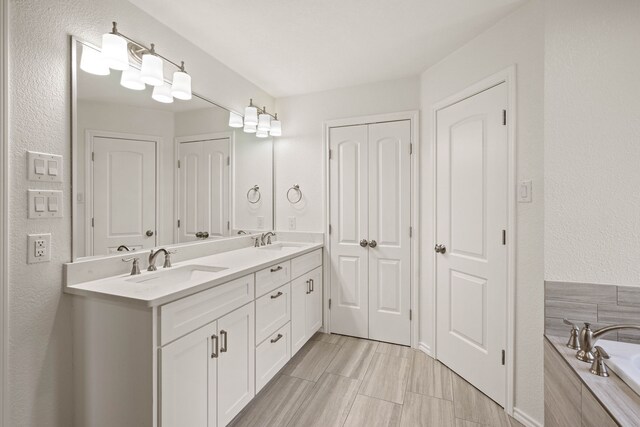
top-left (28, 190), bottom-right (63, 219)
top-left (28, 151), bottom-right (63, 182)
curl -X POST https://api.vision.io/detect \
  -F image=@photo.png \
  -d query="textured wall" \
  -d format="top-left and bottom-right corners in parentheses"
top-left (419, 0), bottom-right (544, 423)
top-left (8, 0), bottom-right (272, 425)
top-left (544, 0), bottom-right (640, 285)
top-left (273, 77), bottom-right (420, 232)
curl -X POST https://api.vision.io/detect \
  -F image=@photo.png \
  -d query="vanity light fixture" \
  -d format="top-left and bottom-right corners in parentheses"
top-left (231, 99), bottom-right (283, 136)
top-left (80, 21), bottom-right (193, 102)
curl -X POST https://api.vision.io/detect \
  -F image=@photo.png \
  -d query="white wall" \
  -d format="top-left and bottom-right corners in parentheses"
top-left (8, 0), bottom-right (273, 425)
top-left (274, 77), bottom-right (420, 232)
top-left (174, 106), bottom-right (228, 137)
top-left (545, 0), bottom-right (640, 286)
top-left (419, 0), bottom-right (544, 423)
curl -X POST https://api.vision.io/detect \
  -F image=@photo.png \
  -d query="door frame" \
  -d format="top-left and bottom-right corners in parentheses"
top-left (85, 130), bottom-right (162, 256)
top-left (173, 131), bottom-right (233, 243)
top-left (323, 110), bottom-right (420, 348)
top-left (0, 0), bottom-right (7, 423)
top-left (431, 66), bottom-right (517, 413)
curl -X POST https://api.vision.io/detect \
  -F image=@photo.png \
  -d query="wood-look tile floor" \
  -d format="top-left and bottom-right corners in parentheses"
top-left (230, 333), bottom-right (525, 427)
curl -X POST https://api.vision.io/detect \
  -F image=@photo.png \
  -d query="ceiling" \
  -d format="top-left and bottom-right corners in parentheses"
top-left (127, 0), bottom-right (527, 98)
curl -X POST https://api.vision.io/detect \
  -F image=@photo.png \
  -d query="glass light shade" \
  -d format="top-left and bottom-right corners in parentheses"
top-left (171, 71), bottom-right (192, 100)
top-left (228, 111), bottom-right (244, 128)
top-left (243, 123), bottom-right (257, 133)
top-left (140, 53), bottom-right (164, 86)
top-left (101, 33), bottom-right (129, 71)
top-left (120, 68), bottom-right (145, 90)
top-left (256, 129), bottom-right (269, 138)
top-left (269, 120), bottom-right (282, 136)
top-left (80, 45), bottom-right (110, 76)
top-left (151, 83), bottom-right (173, 104)
top-left (257, 113), bottom-right (271, 132)
top-left (244, 106), bottom-right (258, 126)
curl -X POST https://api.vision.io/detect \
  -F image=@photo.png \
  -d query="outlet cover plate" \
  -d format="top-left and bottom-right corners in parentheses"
top-left (27, 233), bottom-right (51, 263)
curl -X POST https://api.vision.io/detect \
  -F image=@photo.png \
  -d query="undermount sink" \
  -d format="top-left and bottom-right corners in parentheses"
top-left (599, 339), bottom-right (640, 396)
top-left (127, 265), bottom-right (227, 285)
top-left (258, 242), bottom-right (307, 251)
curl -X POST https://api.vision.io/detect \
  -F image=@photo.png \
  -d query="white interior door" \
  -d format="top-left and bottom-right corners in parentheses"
top-left (92, 137), bottom-right (156, 254)
top-left (436, 83), bottom-right (508, 406)
top-left (178, 138), bottom-right (229, 243)
top-left (329, 125), bottom-right (369, 338)
top-left (368, 121), bottom-right (411, 346)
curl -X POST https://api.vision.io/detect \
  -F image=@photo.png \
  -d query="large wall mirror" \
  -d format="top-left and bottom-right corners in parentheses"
top-left (71, 38), bottom-right (274, 260)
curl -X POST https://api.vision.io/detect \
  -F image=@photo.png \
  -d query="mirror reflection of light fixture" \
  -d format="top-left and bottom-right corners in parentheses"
top-left (257, 113), bottom-right (271, 132)
top-left (256, 129), bottom-right (269, 138)
top-left (79, 22), bottom-right (193, 102)
top-left (244, 106), bottom-right (258, 126)
top-left (80, 45), bottom-right (110, 76)
top-left (171, 63), bottom-right (192, 100)
top-left (120, 68), bottom-right (145, 90)
top-left (244, 123), bottom-right (257, 133)
top-left (228, 111), bottom-right (243, 128)
top-left (270, 115), bottom-right (282, 136)
top-left (152, 83), bottom-right (174, 103)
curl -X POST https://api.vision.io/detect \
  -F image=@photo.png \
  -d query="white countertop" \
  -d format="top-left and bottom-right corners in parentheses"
top-left (65, 242), bottom-right (323, 307)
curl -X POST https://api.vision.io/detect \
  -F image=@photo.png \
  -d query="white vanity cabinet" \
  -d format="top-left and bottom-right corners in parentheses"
top-left (71, 245), bottom-right (323, 427)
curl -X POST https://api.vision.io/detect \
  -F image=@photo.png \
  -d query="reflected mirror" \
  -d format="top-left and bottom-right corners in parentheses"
top-left (71, 39), bottom-right (274, 260)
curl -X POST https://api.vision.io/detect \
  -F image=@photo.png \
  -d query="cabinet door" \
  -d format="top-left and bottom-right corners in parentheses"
top-left (306, 267), bottom-right (323, 336)
top-left (291, 274), bottom-right (310, 355)
top-left (217, 303), bottom-right (255, 426)
top-left (161, 321), bottom-right (218, 427)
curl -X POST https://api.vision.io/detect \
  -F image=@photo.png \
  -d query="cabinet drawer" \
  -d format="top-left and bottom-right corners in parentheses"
top-left (256, 323), bottom-right (291, 392)
top-left (255, 261), bottom-right (291, 297)
top-left (160, 275), bottom-right (254, 345)
top-left (256, 283), bottom-right (291, 344)
top-left (291, 249), bottom-right (322, 279)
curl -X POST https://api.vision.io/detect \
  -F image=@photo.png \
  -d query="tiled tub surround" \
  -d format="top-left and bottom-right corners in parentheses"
top-left (545, 281), bottom-right (640, 344)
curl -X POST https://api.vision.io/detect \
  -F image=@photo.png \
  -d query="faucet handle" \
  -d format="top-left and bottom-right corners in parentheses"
top-left (564, 319), bottom-right (581, 350)
top-left (122, 257), bottom-right (141, 275)
top-left (590, 346), bottom-right (610, 377)
top-left (563, 318), bottom-right (579, 330)
top-left (163, 250), bottom-right (176, 268)
top-left (594, 346), bottom-right (610, 360)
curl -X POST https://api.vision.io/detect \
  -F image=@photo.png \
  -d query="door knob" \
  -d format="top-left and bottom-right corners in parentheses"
top-left (368, 240), bottom-right (377, 248)
top-left (146, 230), bottom-right (154, 237)
top-left (195, 231), bottom-right (203, 238)
top-left (360, 239), bottom-right (369, 248)
top-left (434, 244), bottom-right (446, 254)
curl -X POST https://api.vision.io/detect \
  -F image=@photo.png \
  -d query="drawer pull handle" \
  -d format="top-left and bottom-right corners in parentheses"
top-left (310, 278), bottom-right (314, 292)
top-left (211, 334), bottom-right (218, 359)
top-left (270, 334), bottom-right (283, 344)
top-left (306, 280), bottom-right (311, 294)
top-left (220, 330), bottom-right (228, 353)
top-left (271, 291), bottom-right (283, 299)
top-left (270, 266), bottom-right (283, 273)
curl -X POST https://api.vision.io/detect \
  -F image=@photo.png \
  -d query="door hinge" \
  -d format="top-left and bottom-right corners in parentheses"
top-left (177, 160), bottom-right (181, 168)
top-left (328, 224), bottom-right (332, 235)
top-left (409, 309), bottom-right (412, 321)
top-left (329, 149), bottom-right (333, 160)
top-left (502, 230), bottom-right (506, 245)
top-left (502, 110), bottom-right (507, 126)
top-left (227, 156), bottom-right (230, 166)
top-left (91, 152), bottom-right (95, 162)
top-left (409, 226), bottom-right (413, 238)
top-left (91, 217), bottom-right (94, 227)
top-left (328, 298), bottom-right (332, 309)
top-left (177, 219), bottom-right (181, 228)
top-left (501, 349), bottom-right (506, 365)
top-left (409, 143), bottom-right (413, 155)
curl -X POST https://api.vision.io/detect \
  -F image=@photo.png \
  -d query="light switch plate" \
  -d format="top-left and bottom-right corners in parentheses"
top-left (288, 216), bottom-right (296, 230)
top-left (27, 233), bottom-right (51, 263)
top-left (28, 190), bottom-right (63, 218)
top-left (27, 151), bottom-right (63, 182)
top-left (518, 180), bottom-right (532, 203)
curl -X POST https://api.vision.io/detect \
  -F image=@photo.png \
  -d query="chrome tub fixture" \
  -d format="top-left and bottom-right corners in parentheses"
top-left (80, 21), bottom-right (192, 103)
top-left (576, 322), bottom-right (640, 363)
top-left (228, 99), bottom-right (282, 136)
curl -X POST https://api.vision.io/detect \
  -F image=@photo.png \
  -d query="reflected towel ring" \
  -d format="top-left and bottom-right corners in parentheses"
top-left (287, 184), bottom-right (303, 204)
top-left (247, 185), bottom-right (261, 204)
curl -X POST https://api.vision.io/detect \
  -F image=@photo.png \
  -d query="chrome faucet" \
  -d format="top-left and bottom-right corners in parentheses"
top-left (577, 322), bottom-right (640, 362)
top-left (148, 248), bottom-right (174, 271)
top-left (260, 232), bottom-right (276, 246)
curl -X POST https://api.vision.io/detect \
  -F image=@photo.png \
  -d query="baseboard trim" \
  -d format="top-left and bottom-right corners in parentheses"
top-left (418, 342), bottom-right (434, 357)
top-left (513, 407), bottom-right (542, 427)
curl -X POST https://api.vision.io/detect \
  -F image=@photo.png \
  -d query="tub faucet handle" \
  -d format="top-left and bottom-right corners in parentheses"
top-left (563, 318), bottom-right (581, 350)
top-left (589, 346), bottom-right (610, 377)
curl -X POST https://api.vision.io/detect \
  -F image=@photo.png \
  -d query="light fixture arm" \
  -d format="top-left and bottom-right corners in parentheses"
top-left (111, 21), bottom-right (187, 73)
top-left (248, 98), bottom-right (278, 120)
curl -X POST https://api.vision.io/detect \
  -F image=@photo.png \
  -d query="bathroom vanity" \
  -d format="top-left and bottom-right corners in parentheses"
top-left (66, 241), bottom-right (323, 427)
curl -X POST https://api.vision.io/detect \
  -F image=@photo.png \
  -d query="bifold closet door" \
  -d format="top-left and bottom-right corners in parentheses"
top-left (367, 121), bottom-right (411, 346)
top-left (329, 125), bottom-right (370, 338)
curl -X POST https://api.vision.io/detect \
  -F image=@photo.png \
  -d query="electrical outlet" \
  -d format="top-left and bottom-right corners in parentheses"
top-left (257, 216), bottom-right (264, 229)
top-left (27, 233), bottom-right (51, 263)
top-left (288, 216), bottom-right (296, 230)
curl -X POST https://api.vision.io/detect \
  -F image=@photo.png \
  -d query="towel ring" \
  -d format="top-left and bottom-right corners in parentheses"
top-left (247, 185), bottom-right (261, 204)
top-left (287, 184), bottom-right (303, 204)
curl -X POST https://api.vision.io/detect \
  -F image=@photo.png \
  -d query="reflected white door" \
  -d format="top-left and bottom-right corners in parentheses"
top-left (92, 137), bottom-right (156, 254)
top-left (329, 121), bottom-right (411, 345)
top-left (368, 121), bottom-right (411, 345)
top-left (436, 83), bottom-right (508, 405)
top-left (178, 138), bottom-right (229, 242)
top-left (329, 125), bottom-right (369, 338)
